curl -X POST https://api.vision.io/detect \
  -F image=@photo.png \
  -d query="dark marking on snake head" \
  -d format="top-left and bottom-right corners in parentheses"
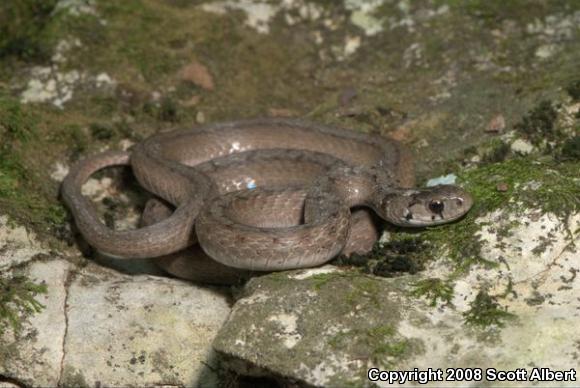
top-left (428, 200), bottom-right (444, 214)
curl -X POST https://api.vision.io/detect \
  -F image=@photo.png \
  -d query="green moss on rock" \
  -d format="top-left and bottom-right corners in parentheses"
top-left (0, 98), bottom-right (67, 232)
top-left (514, 100), bottom-right (561, 147)
top-left (329, 323), bottom-right (419, 368)
top-left (481, 138), bottom-right (512, 164)
top-left (463, 290), bottom-right (516, 328)
top-left (0, 275), bottom-right (47, 336)
top-left (566, 80), bottom-right (580, 102)
top-left (0, 96), bottom-right (37, 141)
top-left (411, 278), bottom-right (454, 307)
top-left (417, 157), bottom-right (579, 277)
top-left (60, 366), bottom-right (89, 388)
top-left (333, 234), bottom-right (427, 277)
top-left (560, 136), bottom-right (580, 160)
top-left (216, 270), bottom-right (425, 385)
top-left (292, 271), bottom-right (384, 309)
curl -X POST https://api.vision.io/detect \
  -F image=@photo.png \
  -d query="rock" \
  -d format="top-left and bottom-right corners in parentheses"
top-left (0, 259), bottom-right (69, 387)
top-left (343, 35), bottom-right (361, 57)
top-left (510, 138), bottom-right (535, 154)
top-left (214, 209), bottom-right (580, 387)
top-left (0, 382), bottom-right (19, 388)
top-left (20, 67), bottom-right (83, 108)
top-left (496, 182), bottom-right (509, 192)
top-left (214, 266), bottom-right (419, 387)
top-left (178, 61), bottom-right (215, 91)
top-left (486, 114), bottom-right (506, 133)
top-left (1, 252), bottom-right (230, 387)
top-left (54, 0), bottom-right (99, 17)
top-left (0, 216), bottom-right (47, 272)
top-left (201, 1), bottom-right (278, 35)
top-left (61, 263), bottom-right (229, 387)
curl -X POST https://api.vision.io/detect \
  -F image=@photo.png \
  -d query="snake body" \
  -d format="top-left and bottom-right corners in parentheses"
top-left (62, 119), bottom-right (472, 281)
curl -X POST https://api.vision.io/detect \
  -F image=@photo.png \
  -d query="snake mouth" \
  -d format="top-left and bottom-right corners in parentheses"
top-left (401, 207), bottom-right (466, 226)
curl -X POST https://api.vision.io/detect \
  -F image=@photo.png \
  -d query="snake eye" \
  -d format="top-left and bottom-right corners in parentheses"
top-left (429, 200), bottom-right (444, 214)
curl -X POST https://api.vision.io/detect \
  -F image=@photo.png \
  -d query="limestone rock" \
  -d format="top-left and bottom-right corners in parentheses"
top-left (62, 263), bottom-right (229, 387)
top-left (0, 216), bottom-right (47, 272)
top-left (0, 382), bottom-right (20, 388)
top-left (1, 254), bottom-right (231, 387)
top-left (214, 210), bottom-right (580, 387)
top-left (1, 259), bottom-right (70, 387)
top-left (214, 266), bottom-right (424, 387)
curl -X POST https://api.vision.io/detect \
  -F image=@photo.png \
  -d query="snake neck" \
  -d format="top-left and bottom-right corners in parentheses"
top-left (303, 166), bottom-right (399, 224)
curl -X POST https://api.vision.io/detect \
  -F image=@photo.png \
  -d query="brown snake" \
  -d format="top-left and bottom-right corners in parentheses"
top-left (62, 118), bottom-right (473, 283)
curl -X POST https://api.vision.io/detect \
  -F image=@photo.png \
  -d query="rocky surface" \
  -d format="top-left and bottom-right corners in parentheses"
top-left (216, 209), bottom-right (579, 387)
top-left (0, 221), bottom-right (230, 387)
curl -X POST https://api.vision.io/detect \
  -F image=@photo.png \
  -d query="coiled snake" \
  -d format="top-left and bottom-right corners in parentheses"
top-left (62, 119), bottom-right (472, 283)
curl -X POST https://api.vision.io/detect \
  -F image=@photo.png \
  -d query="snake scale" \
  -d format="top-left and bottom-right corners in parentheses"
top-left (62, 118), bottom-right (473, 283)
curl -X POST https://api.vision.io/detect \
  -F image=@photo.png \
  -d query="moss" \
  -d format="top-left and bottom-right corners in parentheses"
top-left (67, 120), bottom-right (138, 157)
top-left (0, 99), bottom-right (67, 232)
top-left (59, 0), bottom-right (185, 84)
top-left (143, 97), bottom-right (181, 123)
top-left (463, 158), bottom-right (578, 218)
top-left (0, 151), bottom-right (24, 199)
top-left (333, 234), bottom-right (426, 277)
top-left (308, 271), bottom-right (352, 290)
top-left (60, 366), bottom-right (89, 388)
top-left (0, 275), bottom-right (47, 336)
top-left (365, 324), bottom-right (413, 365)
top-left (422, 157), bottom-right (578, 273)
top-left (0, 149), bottom-right (67, 229)
top-left (330, 324), bottom-right (418, 367)
top-left (559, 136), bottom-right (580, 161)
top-left (435, 0), bottom-right (580, 30)
top-left (0, 0), bottom-right (59, 60)
top-left (344, 277), bottom-right (381, 308)
top-left (0, 97), bottom-right (37, 141)
top-left (463, 290), bottom-right (516, 328)
top-left (566, 80), bottom-right (580, 102)
top-left (63, 123), bottom-right (89, 156)
top-left (411, 278), bottom-right (454, 307)
top-left (309, 272), bottom-right (376, 304)
top-left (514, 100), bottom-right (561, 147)
top-left (481, 139), bottom-right (512, 164)
top-left (89, 122), bottom-right (115, 141)
top-left (307, 271), bottom-right (381, 308)
top-left (270, 270), bottom-right (387, 314)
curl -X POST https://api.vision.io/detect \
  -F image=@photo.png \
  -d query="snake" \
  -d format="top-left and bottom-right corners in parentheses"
top-left (61, 118), bottom-right (473, 283)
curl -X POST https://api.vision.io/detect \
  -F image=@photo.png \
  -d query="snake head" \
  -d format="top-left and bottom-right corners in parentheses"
top-left (381, 185), bottom-right (473, 227)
